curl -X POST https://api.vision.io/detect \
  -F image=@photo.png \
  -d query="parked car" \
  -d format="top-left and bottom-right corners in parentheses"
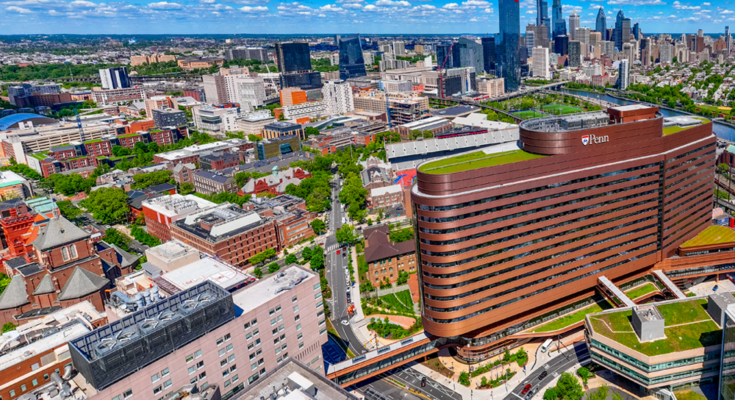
top-left (525, 388), bottom-right (537, 400)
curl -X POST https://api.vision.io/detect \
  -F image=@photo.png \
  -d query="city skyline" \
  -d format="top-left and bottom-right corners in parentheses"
top-left (0, 0), bottom-right (734, 34)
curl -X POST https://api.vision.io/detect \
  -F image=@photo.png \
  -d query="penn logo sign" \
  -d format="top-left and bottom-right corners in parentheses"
top-left (581, 134), bottom-right (609, 146)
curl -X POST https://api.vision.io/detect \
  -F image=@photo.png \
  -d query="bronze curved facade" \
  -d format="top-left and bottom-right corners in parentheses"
top-left (411, 107), bottom-right (716, 357)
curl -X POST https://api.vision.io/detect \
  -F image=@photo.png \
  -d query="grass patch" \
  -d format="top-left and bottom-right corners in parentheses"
top-left (589, 300), bottom-right (722, 356)
top-left (681, 225), bottom-right (735, 248)
top-left (541, 103), bottom-right (582, 115)
top-left (663, 126), bottom-right (686, 135)
top-left (532, 302), bottom-right (607, 333)
top-left (379, 291), bottom-right (414, 314)
top-left (327, 320), bottom-right (356, 358)
top-left (395, 290), bottom-right (414, 309)
top-left (419, 149), bottom-right (546, 174)
top-left (512, 110), bottom-right (546, 119)
top-left (625, 283), bottom-right (658, 300)
top-left (674, 391), bottom-right (708, 400)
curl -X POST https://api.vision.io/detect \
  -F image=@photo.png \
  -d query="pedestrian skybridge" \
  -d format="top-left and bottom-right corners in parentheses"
top-left (325, 332), bottom-right (442, 387)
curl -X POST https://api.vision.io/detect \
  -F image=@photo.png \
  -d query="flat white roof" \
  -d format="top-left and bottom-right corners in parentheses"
top-left (231, 266), bottom-right (314, 314)
top-left (610, 104), bottom-right (652, 112)
top-left (143, 194), bottom-right (217, 218)
top-left (399, 116), bottom-right (447, 129)
top-left (160, 257), bottom-right (250, 291)
top-left (371, 184), bottom-right (403, 197)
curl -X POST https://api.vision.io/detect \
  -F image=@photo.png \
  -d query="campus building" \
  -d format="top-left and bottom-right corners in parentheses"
top-left (411, 105), bottom-right (716, 361)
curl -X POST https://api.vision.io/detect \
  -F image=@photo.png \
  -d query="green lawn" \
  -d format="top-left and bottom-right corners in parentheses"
top-left (663, 126), bottom-right (686, 135)
top-left (681, 225), bottom-right (735, 248)
top-left (532, 301), bottom-right (611, 333)
top-left (675, 391), bottom-right (708, 400)
top-left (419, 150), bottom-right (547, 174)
top-left (589, 300), bottom-right (722, 356)
top-left (513, 110), bottom-right (546, 119)
top-left (541, 103), bottom-right (582, 115)
top-left (625, 283), bottom-right (658, 300)
top-left (379, 291), bottom-right (415, 314)
top-left (395, 290), bottom-right (414, 308)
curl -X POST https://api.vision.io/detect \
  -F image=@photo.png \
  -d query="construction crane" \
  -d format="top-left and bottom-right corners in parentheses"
top-left (74, 108), bottom-right (85, 143)
top-left (436, 41), bottom-right (455, 99)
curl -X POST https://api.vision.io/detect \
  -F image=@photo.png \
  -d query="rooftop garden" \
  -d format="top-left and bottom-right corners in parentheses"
top-left (28, 152), bottom-right (50, 161)
top-left (418, 150), bottom-right (546, 175)
top-left (681, 225), bottom-right (735, 248)
top-left (588, 299), bottom-right (721, 356)
top-left (532, 301), bottom-right (612, 333)
top-left (663, 118), bottom-right (708, 136)
top-left (625, 283), bottom-right (658, 300)
top-left (118, 133), bottom-right (141, 138)
top-left (84, 139), bottom-right (103, 144)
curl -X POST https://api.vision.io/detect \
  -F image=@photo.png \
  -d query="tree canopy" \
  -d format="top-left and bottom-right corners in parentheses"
top-left (82, 187), bottom-right (129, 224)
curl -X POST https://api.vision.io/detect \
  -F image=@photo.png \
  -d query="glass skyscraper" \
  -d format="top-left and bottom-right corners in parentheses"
top-left (275, 42), bottom-right (312, 74)
top-left (458, 37), bottom-right (484, 74)
top-left (339, 34), bottom-right (367, 80)
top-left (552, 0), bottom-right (566, 38)
top-left (481, 37), bottom-right (495, 73)
top-left (537, 0), bottom-right (551, 39)
top-left (436, 44), bottom-right (455, 69)
top-left (596, 7), bottom-right (606, 34)
top-left (498, 0), bottom-right (520, 92)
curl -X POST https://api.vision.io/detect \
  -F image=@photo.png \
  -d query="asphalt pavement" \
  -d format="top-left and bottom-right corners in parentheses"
top-left (504, 342), bottom-right (590, 400)
top-left (326, 177), bottom-right (367, 356)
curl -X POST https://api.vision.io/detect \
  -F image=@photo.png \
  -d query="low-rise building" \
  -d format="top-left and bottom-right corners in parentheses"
top-left (152, 108), bottom-right (188, 129)
top-left (170, 203), bottom-right (280, 266)
top-left (255, 135), bottom-right (301, 160)
top-left (360, 156), bottom-right (393, 190)
top-left (193, 105), bottom-right (241, 135)
top-left (246, 195), bottom-right (316, 248)
top-left (91, 87), bottom-right (146, 105)
top-left (177, 57), bottom-right (225, 70)
top-left (168, 162), bottom-right (198, 184)
top-left (238, 110), bottom-right (276, 136)
top-left (370, 184), bottom-right (403, 208)
top-left (262, 121), bottom-right (306, 141)
top-left (142, 194), bottom-right (218, 242)
top-left (200, 152), bottom-right (242, 171)
top-left (193, 170), bottom-right (238, 194)
top-left (363, 225), bottom-right (417, 286)
top-left (240, 167), bottom-right (311, 196)
top-left (153, 139), bottom-right (252, 165)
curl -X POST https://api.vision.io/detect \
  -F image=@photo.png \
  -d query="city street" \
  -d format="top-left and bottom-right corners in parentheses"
top-left (326, 177), bottom-right (367, 356)
top-left (504, 342), bottom-right (590, 400)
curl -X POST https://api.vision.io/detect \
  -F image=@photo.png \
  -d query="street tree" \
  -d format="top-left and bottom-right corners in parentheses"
top-left (311, 219), bottom-right (326, 234)
top-left (82, 187), bottom-right (129, 224)
top-left (336, 224), bottom-right (358, 245)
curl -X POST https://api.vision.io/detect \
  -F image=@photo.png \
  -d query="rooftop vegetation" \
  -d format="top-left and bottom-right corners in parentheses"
top-left (681, 225), bottom-right (735, 248)
top-left (418, 150), bottom-right (546, 174)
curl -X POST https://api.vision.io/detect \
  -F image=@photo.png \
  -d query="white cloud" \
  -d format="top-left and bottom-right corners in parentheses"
top-left (229, 0), bottom-right (269, 4)
top-left (723, 9), bottom-right (734, 13)
top-left (319, 4), bottom-right (344, 11)
top-left (469, 17), bottom-right (477, 20)
top-left (70, 0), bottom-right (97, 7)
top-left (483, 7), bottom-right (492, 12)
top-left (442, 2), bottom-right (458, 8)
top-left (411, 4), bottom-right (434, 9)
top-left (672, 1), bottom-right (699, 9)
top-left (147, 1), bottom-right (182, 9)
top-left (562, 4), bottom-right (581, 12)
top-left (200, 0), bottom-right (215, 3)
top-left (703, 2), bottom-right (710, 4)
top-left (363, 3), bottom-right (376, 10)
top-left (462, 0), bottom-right (489, 6)
top-left (6, 5), bottom-right (32, 12)
top-left (607, 0), bottom-right (664, 4)
top-left (239, 5), bottom-right (267, 11)
top-left (374, 0), bottom-right (410, 6)
top-left (525, 9), bottom-right (534, 13)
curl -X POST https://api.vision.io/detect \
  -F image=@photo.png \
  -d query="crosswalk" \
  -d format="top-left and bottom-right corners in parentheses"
top-left (326, 244), bottom-right (340, 252)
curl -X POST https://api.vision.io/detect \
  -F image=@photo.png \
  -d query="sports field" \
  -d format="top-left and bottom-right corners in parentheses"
top-left (542, 103), bottom-right (582, 115)
top-left (511, 109), bottom-right (546, 119)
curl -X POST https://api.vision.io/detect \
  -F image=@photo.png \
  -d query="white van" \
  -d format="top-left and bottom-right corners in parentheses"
top-left (540, 338), bottom-right (553, 353)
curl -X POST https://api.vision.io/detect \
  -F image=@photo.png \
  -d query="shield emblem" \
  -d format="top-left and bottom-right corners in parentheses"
top-left (582, 135), bottom-right (589, 145)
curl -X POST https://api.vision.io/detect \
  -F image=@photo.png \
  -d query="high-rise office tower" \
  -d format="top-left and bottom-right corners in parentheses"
top-left (526, 27), bottom-right (536, 50)
top-left (569, 11), bottom-right (580, 40)
top-left (481, 36), bottom-right (496, 73)
top-left (576, 27), bottom-right (591, 49)
top-left (526, 24), bottom-right (550, 49)
top-left (589, 31), bottom-right (601, 50)
top-left (632, 23), bottom-right (640, 40)
top-left (622, 42), bottom-right (635, 63)
top-left (619, 58), bottom-right (629, 89)
top-left (727, 26), bottom-right (732, 53)
top-left (339, 34), bottom-right (367, 80)
top-left (275, 42), bottom-right (312, 74)
top-left (622, 17), bottom-right (632, 42)
top-left (498, 0), bottom-right (521, 92)
top-left (555, 35), bottom-right (569, 56)
top-left (596, 7), bottom-right (606, 34)
top-left (659, 43), bottom-right (673, 64)
top-left (552, 0), bottom-right (566, 38)
top-left (335, 35), bottom-right (341, 45)
top-left (436, 44), bottom-right (455, 69)
top-left (537, 0), bottom-right (551, 39)
top-left (697, 29), bottom-right (704, 37)
top-left (532, 46), bottom-right (550, 79)
top-left (99, 67), bottom-right (130, 90)
top-left (458, 37), bottom-right (485, 74)
top-left (568, 40), bottom-right (581, 67)
top-left (607, 28), bottom-right (614, 42)
top-left (615, 10), bottom-right (626, 50)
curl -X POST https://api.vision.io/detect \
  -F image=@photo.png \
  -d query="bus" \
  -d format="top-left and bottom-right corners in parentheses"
top-left (541, 339), bottom-right (553, 353)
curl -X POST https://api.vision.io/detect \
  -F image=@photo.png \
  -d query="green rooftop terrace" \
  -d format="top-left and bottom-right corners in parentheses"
top-left (588, 299), bottom-right (721, 356)
top-left (681, 225), bottom-right (735, 248)
top-left (28, 152), bottom-right (50, 161)
top-left (418, 150), bottom-right (547, 174)
top-left (663, 117), bottom-right (708, 136)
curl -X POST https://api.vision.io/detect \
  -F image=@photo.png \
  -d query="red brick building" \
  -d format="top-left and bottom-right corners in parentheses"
top-left (240, 167), bottom-right (311, 196)
top-left (200, 152), bottom-right (241, 171)
top-left (142, 194), bottom-right (217, 242)
top-left (170, 204), bottom-right (280, 267)
top-left (245, 195), bottom-right (316, 249)
top-left (118, 133), bottom-right (144, 149)
top-left (0, 212), bottom-right (136, 327)
top-left (122, 119), bottom-right (156, 135)
top-left (168, 163), bottom-right (198, 184)
top-left (84, 140), bottom-right (113, 157)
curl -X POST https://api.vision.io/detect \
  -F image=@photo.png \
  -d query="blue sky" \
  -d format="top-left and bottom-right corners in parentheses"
top-left (0, 0), bottom-right (731, 35)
